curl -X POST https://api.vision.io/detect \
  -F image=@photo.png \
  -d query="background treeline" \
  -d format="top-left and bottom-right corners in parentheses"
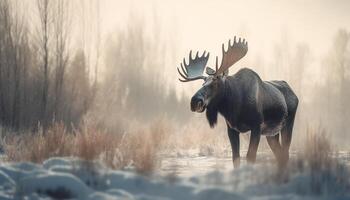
top-left (0, 0), bottom-right (93, 130)
top-left (0, 1), bottom-right (349, 147)
top-left (251, 29), bottom-right (350, 146)
top-left (310, 29), bottom-right (350, 143)
top-left (0, 0), bottom-right (188, 131)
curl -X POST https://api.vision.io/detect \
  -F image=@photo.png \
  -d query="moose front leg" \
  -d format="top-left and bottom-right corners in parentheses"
top-left (246, 128), bottom-right (261, 164)
top-left (227, 125), bottom-right (240, 168)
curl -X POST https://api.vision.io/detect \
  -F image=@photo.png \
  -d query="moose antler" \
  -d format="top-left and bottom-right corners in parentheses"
top-left (177, 50), bottom-right (210, 82)
top-left (215, 36), bottom-right (248, 76)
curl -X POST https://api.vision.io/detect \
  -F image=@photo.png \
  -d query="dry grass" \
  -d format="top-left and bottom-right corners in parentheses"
top-left (289, 127), bottom-right (350, 194)
top-left (2, 119), bottom-right (170, 173)
top-left (1, 116), bottom-right (249, 173)
top-left (300, 127), bottom-right (332, 171)
top-left (74, 123), bottom-right (119, 162)
top-left (4, 123), bottom-right (74, 163)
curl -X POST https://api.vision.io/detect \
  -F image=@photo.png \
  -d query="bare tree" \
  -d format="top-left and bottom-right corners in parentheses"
top-left (36, 0), bottom-right (51, 128)
top-left (0, 0), bottom-right (28, 129)
top-left (326, 29), bottom-right (350, 136)
top-left (94, 0), bottom-right (101, 86)
top-left (0, 0), bottom-right (11, 124)
top-left (90, 0), bottom-right (101, 103)
top-left (52, 0), bottom-right (71, 120)
top-left (0, 0), bottom-right (94, 130)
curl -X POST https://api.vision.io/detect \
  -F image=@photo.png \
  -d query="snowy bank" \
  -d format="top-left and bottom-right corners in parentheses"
top-left (0, 157), bottom-right (349, 200)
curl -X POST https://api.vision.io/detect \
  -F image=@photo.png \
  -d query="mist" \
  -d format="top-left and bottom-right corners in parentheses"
top-left (97, 0), bottom-right (350, 147)
top-left (0, 0), bottom-right (350, 147)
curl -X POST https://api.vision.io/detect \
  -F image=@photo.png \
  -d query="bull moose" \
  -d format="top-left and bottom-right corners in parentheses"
top-left (177, 37), bottom-right (298, 168)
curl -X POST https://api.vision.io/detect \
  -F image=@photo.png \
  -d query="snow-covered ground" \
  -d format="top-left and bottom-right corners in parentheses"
top-left (0, 152), bottom-right (349, 200)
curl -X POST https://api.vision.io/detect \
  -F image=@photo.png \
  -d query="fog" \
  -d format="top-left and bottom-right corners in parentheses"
top-left (101, 0), bottom-right (350, 147)
top-left (0, 0), bottom-right (349, 148)
top-left (100, 0), bottom-right (350, 79)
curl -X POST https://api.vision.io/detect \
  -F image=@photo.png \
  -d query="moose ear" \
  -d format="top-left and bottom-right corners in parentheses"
top-left (206, 67), bottom-right (216, 75)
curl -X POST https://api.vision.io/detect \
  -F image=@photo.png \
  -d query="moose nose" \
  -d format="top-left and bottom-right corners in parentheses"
top-left (191, 96), bottom-right (204, 112)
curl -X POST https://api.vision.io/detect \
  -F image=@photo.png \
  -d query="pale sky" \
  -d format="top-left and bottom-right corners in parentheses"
top-left (99, 0), bottom-right (350, 89)
top-left (100, 0), bottom-right (350, 56)
top-left (21, 0), bottom-right (350, 83)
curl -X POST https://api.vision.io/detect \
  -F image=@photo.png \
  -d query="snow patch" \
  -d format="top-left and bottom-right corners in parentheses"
top-left (18, 172), bottom-right (91, 199)
top-left (0, 156), bottom-right (349, 200)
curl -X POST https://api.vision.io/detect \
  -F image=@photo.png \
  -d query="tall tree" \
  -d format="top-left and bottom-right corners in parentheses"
top-left (53, 0), bottom-right (70, 120)
top-left (36, 0), bottom-right (51, 128)
top-left (0, 0), bottom-right (11, 124)
top-left (331, 30), bottom-right (349, 135)
top-left (0, 0), bottom-right (29, 129)
top-left (321, 29), bottom-right (350, 140)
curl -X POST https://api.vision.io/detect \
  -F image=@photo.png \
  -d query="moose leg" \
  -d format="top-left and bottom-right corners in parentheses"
top-left (246, 129), bottom-right (261, 164)
top-left (227, 125), bottom-right (240, 168)
top-left (266, 134), bottom-right (283, 166)
top-left (280, 113), bottom-right (296, 166)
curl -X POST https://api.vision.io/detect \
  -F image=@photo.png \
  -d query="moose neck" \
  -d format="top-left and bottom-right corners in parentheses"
top-left (206, 77), bottom-right (239, 128)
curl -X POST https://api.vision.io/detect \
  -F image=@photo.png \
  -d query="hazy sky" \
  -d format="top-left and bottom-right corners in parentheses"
top-left (20, 0), bottom-right (350, 83)
top-left (100, 0), bottom-right (350, 56)
top-left (98, 0), bottom-right (349, 85)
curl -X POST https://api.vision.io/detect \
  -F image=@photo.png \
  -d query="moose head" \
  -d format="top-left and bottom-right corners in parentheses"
top-left (177, 37), bottom-right (248, 113)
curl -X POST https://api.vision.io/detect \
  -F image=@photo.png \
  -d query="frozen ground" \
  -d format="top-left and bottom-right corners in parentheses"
top-left (0, 153), bottom-right (349, 200)
top-left (160, 150), bottom-right (287, 177)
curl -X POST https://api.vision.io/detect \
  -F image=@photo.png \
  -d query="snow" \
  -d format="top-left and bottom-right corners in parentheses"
top-left (0, 156), bottom-right (349, 200)
top-left (19, 172), bottom-right (91, 199)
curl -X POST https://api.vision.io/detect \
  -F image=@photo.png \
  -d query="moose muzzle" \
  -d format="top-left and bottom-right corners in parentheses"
top-left (191, 95), bottom-right (206, 113)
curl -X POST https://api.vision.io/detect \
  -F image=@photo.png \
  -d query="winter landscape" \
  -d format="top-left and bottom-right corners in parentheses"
top-left (0, 146), bottom-right (349, 199)
top-left (0, 0), bottom-right (350, 199)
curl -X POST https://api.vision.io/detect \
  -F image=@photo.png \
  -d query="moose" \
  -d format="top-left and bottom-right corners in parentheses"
top-left (177, 37), bottom-right (298, 168)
